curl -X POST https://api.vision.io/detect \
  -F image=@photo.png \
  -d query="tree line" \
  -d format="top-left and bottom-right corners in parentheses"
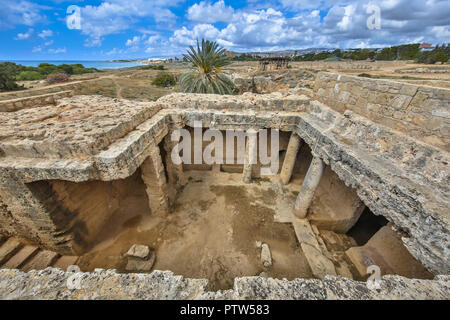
top-left (0, 62), bottom-right (100, 92)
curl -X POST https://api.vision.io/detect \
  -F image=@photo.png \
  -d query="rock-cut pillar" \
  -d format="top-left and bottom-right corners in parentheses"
top-left (163, 134), bottom-right (185, 187)
top-left (280, 132), bottom-right (302, 185)
top-left (294, 156), bottom-right (324, 218)
top-left (141, 144), bottom-right (170, 216)
top-left (243, 130), bottom-right (258, 183)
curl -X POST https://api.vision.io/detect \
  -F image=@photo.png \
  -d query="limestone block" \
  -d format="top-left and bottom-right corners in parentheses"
top-left (260, 243), bottom-right (272, 268)
top-left (345, 226), bottom-right (433, 280)
top-left (309, 167), bottom-right (365, 233)
top-left (126, 244), bottom-right (150, 260)
top-left (52, 256), bottom-right (80, 271)
top-left (301, 243), bottom-right (336, 279)
top-left (22, 250), bottom-right (60, 272)
top-left (292, 219), bottom-right (321, 251)
top-left (0, 238), bottom-right (23, 265)
top-left (126, 250), bottom-right (156, 272)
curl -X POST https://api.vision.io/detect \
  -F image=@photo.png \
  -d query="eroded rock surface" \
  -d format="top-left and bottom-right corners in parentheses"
top-left (0, 72), bottom-right (448, 299)
top-left (0, 268), bottom-right (448, 300)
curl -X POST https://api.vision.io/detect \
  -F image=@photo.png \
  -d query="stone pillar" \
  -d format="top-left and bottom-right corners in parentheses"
top-left (294, 156), bottom-right (324, 219)
top-left (243, 130), bottom-right (257, 184)
top-left (280, 132), bottom-right (302, 185)
top-left (141, 144), bottom-right (170, 216)
top-left (163, 135), bottom-right (185, 185)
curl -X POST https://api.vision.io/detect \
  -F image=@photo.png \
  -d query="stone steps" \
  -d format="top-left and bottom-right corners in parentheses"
top-left (3, 245), bottom-right (39, 269)
top-left (0, 237), bottom-right (79, 272)
top-left (0, 238), bottom-right (23, 265)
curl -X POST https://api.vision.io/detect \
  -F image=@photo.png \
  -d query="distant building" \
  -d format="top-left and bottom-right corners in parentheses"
top-left (419, 43), bottom-right (435, 51)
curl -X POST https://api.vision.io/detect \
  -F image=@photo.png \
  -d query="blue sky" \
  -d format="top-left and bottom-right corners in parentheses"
top-left (1, 0), bottom-right (449, 60)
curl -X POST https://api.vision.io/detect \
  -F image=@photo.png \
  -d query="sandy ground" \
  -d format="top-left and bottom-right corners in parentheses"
top-left (78, 171), bottom-right (312, 290)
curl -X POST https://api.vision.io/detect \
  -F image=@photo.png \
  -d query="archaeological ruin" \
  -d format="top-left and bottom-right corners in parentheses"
top-left (0, 70), bottom-right (448, 299)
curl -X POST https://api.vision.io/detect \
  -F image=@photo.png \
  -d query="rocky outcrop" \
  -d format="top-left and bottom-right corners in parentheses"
top-left (0, 76), bottom-right (448, 284)
top-left (0, 91), bottom-right (73, 112)
top-left (0, 268), bottom-right (448, 300)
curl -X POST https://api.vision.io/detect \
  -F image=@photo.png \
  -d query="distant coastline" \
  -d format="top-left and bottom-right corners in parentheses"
top-left (3, 60), bottom-right (148, 70)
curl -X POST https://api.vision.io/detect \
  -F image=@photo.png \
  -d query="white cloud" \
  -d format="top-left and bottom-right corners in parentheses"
top-left (167, 0), bottom-right (450, 54)
top-left (48, 47), bottom-right (67, 54)
top-left (79, 0), bottom-right (183, 47)
top-left (32, 39), bottom-right (54, 53)
top-left (0, 0), bottom-right (44, 29)
top-left (171, 24), bottom-right (221, 46)
top-left (38, 29), bottom-right (53, 38)
top-left (187, 1), bottom-right (234, 23)
top-left (126, 35), bottom-right (143, 47)
top-left (14, 28), bottom-right (33, 40)
top-left (146, 35), bottom-right (161, 45)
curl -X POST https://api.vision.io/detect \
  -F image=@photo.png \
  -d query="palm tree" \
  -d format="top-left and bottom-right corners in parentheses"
top-left (180, 39), bottom-right (235, 94)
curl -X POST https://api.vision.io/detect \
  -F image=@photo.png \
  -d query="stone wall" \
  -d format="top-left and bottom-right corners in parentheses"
top-left (0, 91), bottom-right (73, 112)
top-left (313, 72), bottom-right (450, 151)
top-left (0, 94), bottom-right (448, 274)
top-left (0, 268), bottom-right (448, 300)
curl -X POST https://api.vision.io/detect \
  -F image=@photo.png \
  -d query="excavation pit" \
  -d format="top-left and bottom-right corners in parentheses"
top-left (76, 171), bottom-right (313, 291)
top-left (0, 78), bottom-right (448, 299)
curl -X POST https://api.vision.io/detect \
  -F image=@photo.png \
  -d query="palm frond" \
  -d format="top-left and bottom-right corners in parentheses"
top-left (180, 39), bottom-right (235, 95)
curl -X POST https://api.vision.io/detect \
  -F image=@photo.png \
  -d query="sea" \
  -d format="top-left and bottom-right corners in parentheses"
top-left (4, 60), bottom-right (148, 70)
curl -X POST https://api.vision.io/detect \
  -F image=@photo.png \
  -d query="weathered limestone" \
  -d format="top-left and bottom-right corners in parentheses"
top-left (346, 226), bottom-right (433, 280)
top-left (243, 130), bottom-right (257, 183)
top-left (280, 132), bottom-right (302, 185)
top-left (52, 256), bottom-right (79, 271)
top-left (0, 89), bottom-right (448, 279)
top-left (125, 244), bottom-right (156, 272)
top-left (294, 156), bottom-right (325, 218)
top-left (163, 133), bottom-right (185, 205)
top-left (0, 173), bottom-right (72, 253)
top-left (163, 133), bottom-right (185, 187)
top-left (127, 244), bottom-right (150, 259)
top-left (292, 219), bottom-right (337, 278)
top-left (314, 72), bottom-right (450, 151)
top-left (0, 238), bottom-right (23, 265)
top-left (141, 144), bottom-right (170, 216)
top-left (308, 166), bottom-right (366, 233)
top-left (0, 95), bottom-right (161, 159)
top-left (22, 250), bottom-right (59, 272)
top-left (1, 268), bottom-right (448, 300)
top-left (0, 91), bottom-right (72, 112)
top-left (2, 246), bottom-right (39, 269)
top-left (260, 243), bottom-right (272, 268)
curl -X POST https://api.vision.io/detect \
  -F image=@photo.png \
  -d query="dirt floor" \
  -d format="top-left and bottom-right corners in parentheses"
top-left (77, 170), bottom-right (312, 290)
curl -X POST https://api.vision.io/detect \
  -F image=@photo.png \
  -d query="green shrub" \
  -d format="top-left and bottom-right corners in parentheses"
top-left (142, 64), bottom-right (166, 70)
top-left (435, 52), bottom-right (449, 63)
top-left (0, 62), bottom-right (24, 91)
top-left (16, 70), bottom-right (44, 81)
top-left (152, 72), bottom-right (176, 87)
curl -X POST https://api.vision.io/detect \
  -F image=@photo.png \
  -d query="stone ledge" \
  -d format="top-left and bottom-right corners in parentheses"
top-left (0, 91), bottom-right (73, 112)
top-left (0, 268), bottom-right (448, 300)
